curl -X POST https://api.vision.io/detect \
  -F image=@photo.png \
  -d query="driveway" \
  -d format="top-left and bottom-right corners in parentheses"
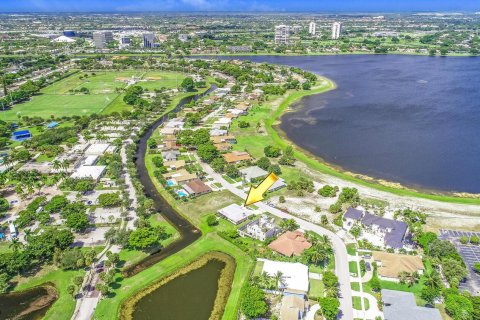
top-left (199, 158), bottom-right (354, 320)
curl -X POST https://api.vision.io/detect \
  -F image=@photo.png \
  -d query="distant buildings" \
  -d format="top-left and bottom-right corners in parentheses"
top-left (178, 34), bottom-right (189, 42)
top-left (93, 31), bottom-right (113, 49)
top-left (308, 21), bottom-right (316, 35)
top-left (142, 33), bottom-right (155, 48)
top-left (331, 22), bottom-right (342, 39)
top-left (63, 30), bottom-right (76, 37)
top-left (275, 25), bottom-right (289, 45)
top-left (121, 36), bottom-right (130, 45)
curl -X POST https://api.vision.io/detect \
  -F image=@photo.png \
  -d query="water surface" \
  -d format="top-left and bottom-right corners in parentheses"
top-left (132, 259), bottom-right (225, 320)
top-left (205, 55), bottom-right (480, 193)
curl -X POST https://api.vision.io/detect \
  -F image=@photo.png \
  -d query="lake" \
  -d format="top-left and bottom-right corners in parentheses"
top-left (205, 55), bottom-right (480, 193)
top-left (131, 259), bottom-right (226, 320)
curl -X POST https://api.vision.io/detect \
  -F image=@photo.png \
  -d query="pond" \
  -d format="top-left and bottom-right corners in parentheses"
top-left (0, 284), bottom-right (57, 320)
top-left (131, 259), bottom-right (226, 320)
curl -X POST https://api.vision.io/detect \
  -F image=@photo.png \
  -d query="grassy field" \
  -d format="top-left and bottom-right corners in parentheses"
top-left (13, 266), bottom-right (85, 320)
top-left (1, 70), bottom-right (187, 121)
top-left (309, 279), bottom-right (325, 299)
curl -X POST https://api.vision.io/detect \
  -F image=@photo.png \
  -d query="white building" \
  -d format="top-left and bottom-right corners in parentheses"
top-left (238, 215), bottom-right (280, 241)
top-left (85, 143), bottom-right (110, 156)
top-left (332, 22), bottom-right (342, 40)
top-left (260, 259), bottom-right (309, 294)
top-left (275, 25), bottom-right (289, 45)
top-left (70, 165), bottom-right (106, 181)
top-left (217, 204), bottom-right (254, 225)
top-left (308, 21), bottom-right (316, 35)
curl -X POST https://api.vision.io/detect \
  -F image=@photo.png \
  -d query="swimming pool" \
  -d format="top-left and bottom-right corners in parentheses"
top-left (177, 190), bottom-right (188, 197)
top-left (167, 179), bottom-right (176, 187)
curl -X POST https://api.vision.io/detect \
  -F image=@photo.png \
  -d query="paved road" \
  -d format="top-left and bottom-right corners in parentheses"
top-left (199, 158), bottom-right (354, 320)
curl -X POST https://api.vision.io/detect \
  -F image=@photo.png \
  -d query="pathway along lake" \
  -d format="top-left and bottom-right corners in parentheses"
top-left (207, 55), bottom-right (480, 193)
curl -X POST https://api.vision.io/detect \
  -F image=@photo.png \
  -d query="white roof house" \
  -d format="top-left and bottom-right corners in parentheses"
top-left (83, 155), bottom-right (99, 166)
top-left (260, 259), bottom-right (309, 293)
top-left (210, 129), bottom-right (228, 136)
top-left (85, 143), bottom-right (110, 156)
top-left (217, 204), bottom-right (253, 225)
top-left (240, 166), bottom-right (268, 182)
top-left (70, 165), bottom-right (106, 181)
top-left (52, 35), bottom-right (75, 43)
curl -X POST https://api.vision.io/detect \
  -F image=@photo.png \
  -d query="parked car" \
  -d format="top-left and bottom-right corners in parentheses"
top-left (365, 262), bottom-right (371, 271)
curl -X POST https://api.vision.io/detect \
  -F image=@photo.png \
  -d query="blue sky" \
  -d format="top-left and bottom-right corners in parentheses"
top-left (1, 0), bottom-right (479, 12)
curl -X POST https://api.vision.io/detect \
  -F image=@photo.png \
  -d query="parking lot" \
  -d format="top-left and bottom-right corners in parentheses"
top-left (439, 230), bottom-right (480, 294)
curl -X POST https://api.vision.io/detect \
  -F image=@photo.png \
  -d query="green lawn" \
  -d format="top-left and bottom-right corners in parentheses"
top-left (352, 296), bottom-right (370, 310)
top-left (252, 260), bottom-right (264, 277)
top-left (349, 261), bottom-right (359, 275)
top-left (309, 279), bottom-right (325, 299)
top-left (13, 266), bottom-right (85, 320)
top-left (1, 70), bottom-right (190, 121)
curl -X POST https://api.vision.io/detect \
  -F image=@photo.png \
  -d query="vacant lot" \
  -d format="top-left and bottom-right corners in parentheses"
top-left (2, 70), bottom-right (186, 121)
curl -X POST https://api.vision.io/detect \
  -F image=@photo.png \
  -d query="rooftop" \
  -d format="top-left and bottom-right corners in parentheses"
top-left (382, 289), bottom-right (442, 320)
top-left (260, 259), bottom-right (309, 293)
top-left (362, 212), bottom-right (408, 248)
top-left (373, 251), bottom-right (424, 279)
top-left (344, 207), bottom-right (364, 220)
top-left (217, 203), bottom-right (253, 224)
top-left (268, 231), bottom-right (312, 257)
top-left (240, 166), bottom-right (268, 181)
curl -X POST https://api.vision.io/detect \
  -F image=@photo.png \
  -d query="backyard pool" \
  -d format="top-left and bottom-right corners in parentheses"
top-left (166, 179), bottom-right (176, 187)
top-left (176, 190), bottom-right (188, 197)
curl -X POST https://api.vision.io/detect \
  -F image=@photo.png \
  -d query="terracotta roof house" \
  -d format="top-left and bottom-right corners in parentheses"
top-left (184, 179), bottom-right (212, 196)
top-left (372, 251), bottom-right (424, 281)
top-left (164, 140), bottom-right (179, 150)
top-left (214, 143), bottom-right (232, 151)
top-left (268, 231), bottom-right (312, 257)
top-left (222, 151), bottom-right (252, 164)
top-left (163, 169), bottom-right (197, 185)
top-left (164, 160), bottom-right (186, 170)
top-left (236, 103), bottom-right (251, 111)
top-left (211, 135), bottom-right (236, 144)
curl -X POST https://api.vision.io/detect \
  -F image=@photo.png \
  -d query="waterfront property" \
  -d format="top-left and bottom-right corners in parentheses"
top-left (217, 203), bottom-right (254, 225)
top-left (259, 259), bottom-right (309, 294)
top-left (238, 214), bottom-right (281, 241)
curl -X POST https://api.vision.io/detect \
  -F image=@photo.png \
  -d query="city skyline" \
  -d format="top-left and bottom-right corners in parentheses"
top-left (1, 0), bottom-right (480, 13)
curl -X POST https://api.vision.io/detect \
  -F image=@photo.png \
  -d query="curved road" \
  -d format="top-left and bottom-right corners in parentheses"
top-left (198, 157), bottom-right (354, 320)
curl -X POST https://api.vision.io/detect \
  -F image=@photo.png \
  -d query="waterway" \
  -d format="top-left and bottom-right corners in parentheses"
top-left (124, 85), bottom-right (216, 277)
top-left (199, 55), bottom-right (480, 193)
top-left (131, 259), bottom-right (226, 320)
top-left (0, 284), bottom-right (57, 320)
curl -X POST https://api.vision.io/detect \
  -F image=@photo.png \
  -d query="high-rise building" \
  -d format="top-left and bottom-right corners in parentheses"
top-left (93, 31), bottom-right (113, 49)
top-left (331, 22), bottom-right (342, 40)
top-left (275, 25), bottom-right (289, 45)
top-left (142, 33), bottom-right (155, 48)
top-left (308, 22), bottom-right (316, 35)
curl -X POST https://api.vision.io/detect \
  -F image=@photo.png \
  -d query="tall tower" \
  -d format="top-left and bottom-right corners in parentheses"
top-left (331, 22), bottom-right (342, 40)
top-left (275, 25), bottom-right (289, 45)
top-left (309, 21), bottom-right (316, 35)
top-left (142, 33), bottom-right (155, 48)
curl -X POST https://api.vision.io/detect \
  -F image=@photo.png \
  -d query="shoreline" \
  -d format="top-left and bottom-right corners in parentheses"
top-left (190, 51), bottom-right (480, 58)
top-left (265, 78), bottom-right (480, 205)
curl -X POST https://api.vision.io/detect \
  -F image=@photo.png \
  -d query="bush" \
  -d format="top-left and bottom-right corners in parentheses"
top-left (98, 193), bottom-right (122, 208)
top-left (264, 145), bottom-right (281, 158)
top-left (206, 215), bottom-right (218, 226)
top-left (152, 156), bottom-right (164, 168)
top-left (318, 185), bottom-right (338, 197)
top-left (241, 284), bottom-right (267, 318)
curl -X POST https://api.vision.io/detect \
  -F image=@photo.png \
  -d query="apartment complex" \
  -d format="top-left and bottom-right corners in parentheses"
top-left (93, 31), bottom-right (113, 49)
top-left (332, 22), bottom-right (342, 39)
top-left (275, 25), bottom-right (289, 45)
top-left (309, 21), bottom-right (316, 35)
top-left (142, 33), bottom-right (155, 48)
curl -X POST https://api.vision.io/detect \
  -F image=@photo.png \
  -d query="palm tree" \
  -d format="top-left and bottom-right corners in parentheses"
top-left (274, 271), bottom-right (285, 291)
top-left (52, 159), bottom-right (61, 172)
top-left (62, 159), bottom-right (70, 172)
top-left (9, 238), bottom-right (23, 253)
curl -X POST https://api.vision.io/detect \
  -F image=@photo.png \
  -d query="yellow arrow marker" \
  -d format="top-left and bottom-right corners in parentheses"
top-left (244, 172), bottom-right (279, 206)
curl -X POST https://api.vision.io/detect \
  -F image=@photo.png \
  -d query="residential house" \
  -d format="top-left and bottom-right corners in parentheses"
top-left (382, 289), bottom-right (442, 320)
top-left (217, 203), bottom-right (253, 225)
top-left (372, 251), bottom-right (424, 282)
top-left (183, 179), bottom-right (212, 196)
top-left (163, 169), bottom-right (197, 185)
top-left (214, 143), bottom-right (232, 151)
top-left (238, 215), bottom-right (281, 241)
top-left (164, 160), bottom-right (186, 170)
top-left (343, 207), bottom-right (364, 230)
top-left (269, 178), bottom-right (287, 192)
top-left (210, 129), bottom-right (228, 136)
top-left (260, 259), bottom-right (309, 294)
top-left (70, 165), bottom-right (106, 181)
top-left (211, 135), bottom-right (236, 144)
top-left (162, 150), bottom-right (180, 161)
top-left (240, 166), bottom-right (268, 182)
top-left (361, 213), bottom-right (408, 249)
top-left (268, 231), bottom-right (312, 257)
top-left (223, 151), bottom-right (252, 164)
top-left (280, 295), bottom-right (307, 320)
top-left (85, 143), bottom-right (110, 156)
